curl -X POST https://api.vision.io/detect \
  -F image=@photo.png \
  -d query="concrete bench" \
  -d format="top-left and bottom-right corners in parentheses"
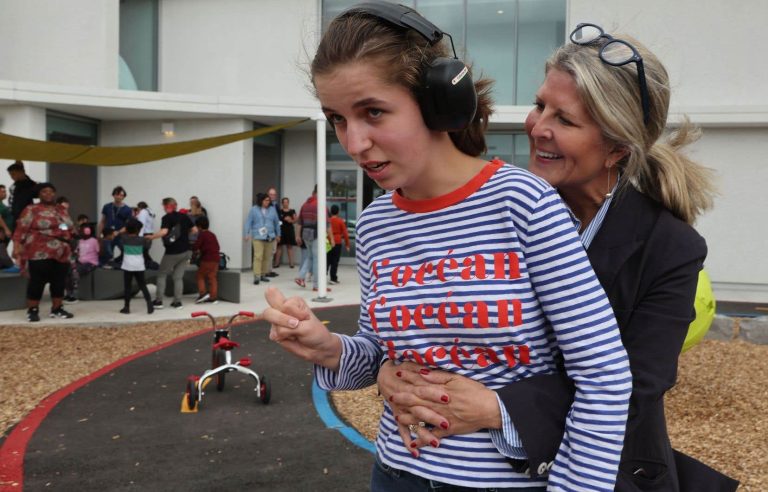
top-left (81, 268), bottom-right (159, 301)
top-left (155, 266), bottom-right (240, 303)
top-left (0, 271), bottom-right (27, 311)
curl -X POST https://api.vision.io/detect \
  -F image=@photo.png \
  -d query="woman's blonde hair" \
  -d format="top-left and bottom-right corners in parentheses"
top-left (311, 10), bottom-right (493, 157)
top-left (547, 38), bottom-right (716, 224)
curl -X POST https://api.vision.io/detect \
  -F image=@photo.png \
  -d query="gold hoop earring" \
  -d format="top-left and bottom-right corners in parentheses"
top-left (605, 166), bottom-right (613, 199)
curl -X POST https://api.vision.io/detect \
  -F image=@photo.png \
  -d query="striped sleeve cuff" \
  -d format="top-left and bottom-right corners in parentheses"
top-left (488, 393), bottom-right (527, 459)
top-left (313, 333), bottom-right (347, 390)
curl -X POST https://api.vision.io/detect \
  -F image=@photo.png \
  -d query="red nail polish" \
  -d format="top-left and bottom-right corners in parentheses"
top-left (396, 371), bottom-right (402, 377)
top-left (440, 421), bottom-right (449, 430)
top-left (411, 450), bottom-right (419, 458)
top-left (394, 415), bottom-right (399, 422)
top-left (440, 395), bottom-right (449, 403)
top-left (388, 395), bottom-right (394, 402)
top-left (410, 442), bottom-right (418, 448)
top-left (419, 368), bottom-right (430, 375)
top-left (430, 440), bottom-right (439, 448)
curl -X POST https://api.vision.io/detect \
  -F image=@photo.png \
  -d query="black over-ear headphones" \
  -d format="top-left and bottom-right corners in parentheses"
top-left (342, 2), bottom-right (478, 132)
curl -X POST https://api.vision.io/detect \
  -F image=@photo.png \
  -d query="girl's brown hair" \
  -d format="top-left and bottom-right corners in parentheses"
top-left (311, 10), bottom-right (493, 157)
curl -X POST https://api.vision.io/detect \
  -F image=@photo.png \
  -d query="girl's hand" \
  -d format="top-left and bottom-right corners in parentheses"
top-left (378, 361), bottom-right (503, 453)
top-left (262, 287), bottom-right (342, 370)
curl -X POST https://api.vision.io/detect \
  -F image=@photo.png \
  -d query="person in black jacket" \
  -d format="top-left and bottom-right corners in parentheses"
top-left (377, 24), bottom-right (739, 492)
top-left (6, 161), bottom-right (37, 223)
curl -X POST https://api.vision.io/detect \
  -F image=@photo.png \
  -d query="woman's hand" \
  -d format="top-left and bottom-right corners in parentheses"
top-left (378, 361), bottom-right (503, 454)
top-left (261, 287), bottom-right (342, 370)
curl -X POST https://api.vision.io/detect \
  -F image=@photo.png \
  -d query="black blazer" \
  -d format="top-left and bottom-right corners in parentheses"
top-left (497, 186), bottom-right (738, 491)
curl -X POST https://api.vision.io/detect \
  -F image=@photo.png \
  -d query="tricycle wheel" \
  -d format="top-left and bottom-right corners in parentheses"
top-left (259, 376), bottom-right (271, 404)
top-left (186, 379), bottom-right (199, 410)
top-left (212, 349), bottom-right (226, 391)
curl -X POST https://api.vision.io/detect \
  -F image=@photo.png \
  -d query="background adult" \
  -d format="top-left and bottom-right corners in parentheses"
top-left (0, 184), bottom-right (13, 235)
top-left (295, 185), bottom-right (332, 291)
top-left (148, 197), bottom-right (196, 309)
top-left (97, 185), bottom-right (131, 254)
top-left (11, 182), bottom-right (74, 321)
top-left (274, 197), bottom-right (297, 268)
top-left (265, 186), bottom-right (280, 278)
top-left (378, 23), bottom-right (737, 492)
top-left (243, 192), bottom-right (280, 285)
top-left (6, 161), bottom-right (37, 224)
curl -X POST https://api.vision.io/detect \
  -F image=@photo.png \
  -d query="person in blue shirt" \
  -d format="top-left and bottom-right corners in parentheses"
top-left (244, 192), bottom-right (280, 285)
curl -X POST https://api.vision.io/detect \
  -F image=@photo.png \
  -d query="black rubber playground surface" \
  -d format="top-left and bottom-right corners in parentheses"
top-left (0, 305), bottom-right (374, 491)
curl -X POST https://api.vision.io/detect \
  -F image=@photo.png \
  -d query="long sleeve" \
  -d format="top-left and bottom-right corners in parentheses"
top-left (523, 189), bottom-right (632, 492)
top-left (313, 221), bottom-right (382, 390)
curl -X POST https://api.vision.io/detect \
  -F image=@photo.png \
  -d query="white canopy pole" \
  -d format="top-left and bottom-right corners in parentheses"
top-left (313, 113), bottom-right (331, 302)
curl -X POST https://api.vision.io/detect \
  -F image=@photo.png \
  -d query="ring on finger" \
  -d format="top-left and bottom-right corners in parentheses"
top-left (408, 421), bottom-right (427, 434)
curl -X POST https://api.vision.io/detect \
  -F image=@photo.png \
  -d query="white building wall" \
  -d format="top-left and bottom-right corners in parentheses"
top-left (0, 105), bottom-right (48, 184)
top-left (568, 0), bottom-right (768, 108)
top-left (690, 128), bottom-right (768, 302)
top-left (0, 0), bottom-right (119, 89)
top-left (159, 0), bottom-right (318, 108)
top-left (282, 130), bottom-right (318, 211)
top-left (99, 119), bottom-right (252, 269)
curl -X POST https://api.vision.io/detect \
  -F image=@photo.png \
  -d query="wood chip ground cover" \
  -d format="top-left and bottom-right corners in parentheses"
top-left (1, 322), bottom-right (764, 490)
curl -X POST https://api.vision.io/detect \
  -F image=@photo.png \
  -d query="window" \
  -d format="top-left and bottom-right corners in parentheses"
top-left (320, 0), bottom-right (565, 105)
top-left (119, 0), bottom-right (158, 91)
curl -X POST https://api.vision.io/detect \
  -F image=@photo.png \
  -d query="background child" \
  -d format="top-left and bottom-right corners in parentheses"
top-left (76, 224), bottom-right (100, 276)
top-left (0, 227), bottom-right (14, 270)
top-left (119, 218), bottom-right (153, 314)
top-left (326, 204), bottom-right (350, 285)
top-left (192, 216), bottom-right (220, 304)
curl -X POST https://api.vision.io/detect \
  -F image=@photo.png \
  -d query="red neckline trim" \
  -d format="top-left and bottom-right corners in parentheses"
top-left (392, 160), bottom-right (504, 213)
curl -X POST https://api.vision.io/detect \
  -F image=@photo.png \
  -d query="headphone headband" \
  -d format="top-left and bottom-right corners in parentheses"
top-left (338, 1), bottom-right (477, 132)
top-left (343, 2), bottom-right (444, 45)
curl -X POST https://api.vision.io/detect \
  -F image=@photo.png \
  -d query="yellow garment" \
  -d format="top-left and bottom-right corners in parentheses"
top-left (683, 269), bottom-right (715, 352)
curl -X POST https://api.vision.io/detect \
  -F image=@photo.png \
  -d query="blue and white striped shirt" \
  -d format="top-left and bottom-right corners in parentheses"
top-left (315, 162), bottom-right (631, 490)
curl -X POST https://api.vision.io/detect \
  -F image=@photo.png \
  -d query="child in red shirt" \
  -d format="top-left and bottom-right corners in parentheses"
top-left (327, 205), bottom-right (350, 284)
top-left (193, 216), bottom-right (220, 304)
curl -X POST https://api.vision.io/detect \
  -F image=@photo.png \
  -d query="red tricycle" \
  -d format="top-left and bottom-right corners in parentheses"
top-left (184, 310), bottom-right (271, 411)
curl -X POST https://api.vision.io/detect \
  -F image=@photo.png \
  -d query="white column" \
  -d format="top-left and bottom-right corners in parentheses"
top-left (314, 113), bottom-right (331, 300)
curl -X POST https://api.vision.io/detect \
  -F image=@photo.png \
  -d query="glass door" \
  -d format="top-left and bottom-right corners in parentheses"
top-left (326, 163), bottom-right (362, 263)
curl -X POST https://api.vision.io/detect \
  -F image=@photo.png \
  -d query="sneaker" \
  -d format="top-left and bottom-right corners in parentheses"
top-left (63, 296), bottom-right (79, 304)
top-left (260, 276), bottom-right (270, 282)
top-left (204, 298), bottom-right (219, 305)
top-left (27, 307), bottom-right (40, 323)
top-left (253, 279), bottom-right (260, 285)
top-left (170, 301), bottom-right (183, 309)
top-left (328, 280), bottom-right (339, 285)
top-left (266, 272), bottom-right (278, 278)
top-left (195, 293), bottom-right (210, 304)
top-left (152, 299), bottom-right (164, 309)
top-left (50, 307), bottom-right (74, 319)
top-left (120, 307), bottom-right (130, 314)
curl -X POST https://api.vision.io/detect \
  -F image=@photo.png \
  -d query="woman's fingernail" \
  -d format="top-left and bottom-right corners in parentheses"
top-left (419, 368), bottom-right (430, 375)
top-left (410, 442), bottom-right (418, 448)
top-left (396, 371), bottom-right (402, 377)
top-left (388, 396), bottom-right (394, 402)
top-left (440, 395), bottom-right (449, 403)
top-left (440, 421), bottom-right (449, 430)
top-left (394, 415), bottom-right (399, 422)
top-left (430, 440), bottom-right (439, 448)
top-left (411, 450), bottom-right (419, 458)
top-left (288, 318), bottom-right (299, 327)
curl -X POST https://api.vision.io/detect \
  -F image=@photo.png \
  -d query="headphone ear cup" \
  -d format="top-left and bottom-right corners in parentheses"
top-left (417, 57), bottom-right (478, 132)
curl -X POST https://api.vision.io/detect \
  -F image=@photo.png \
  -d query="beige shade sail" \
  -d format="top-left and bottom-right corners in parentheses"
top-left (0, 119), bottom-right (308, 166)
